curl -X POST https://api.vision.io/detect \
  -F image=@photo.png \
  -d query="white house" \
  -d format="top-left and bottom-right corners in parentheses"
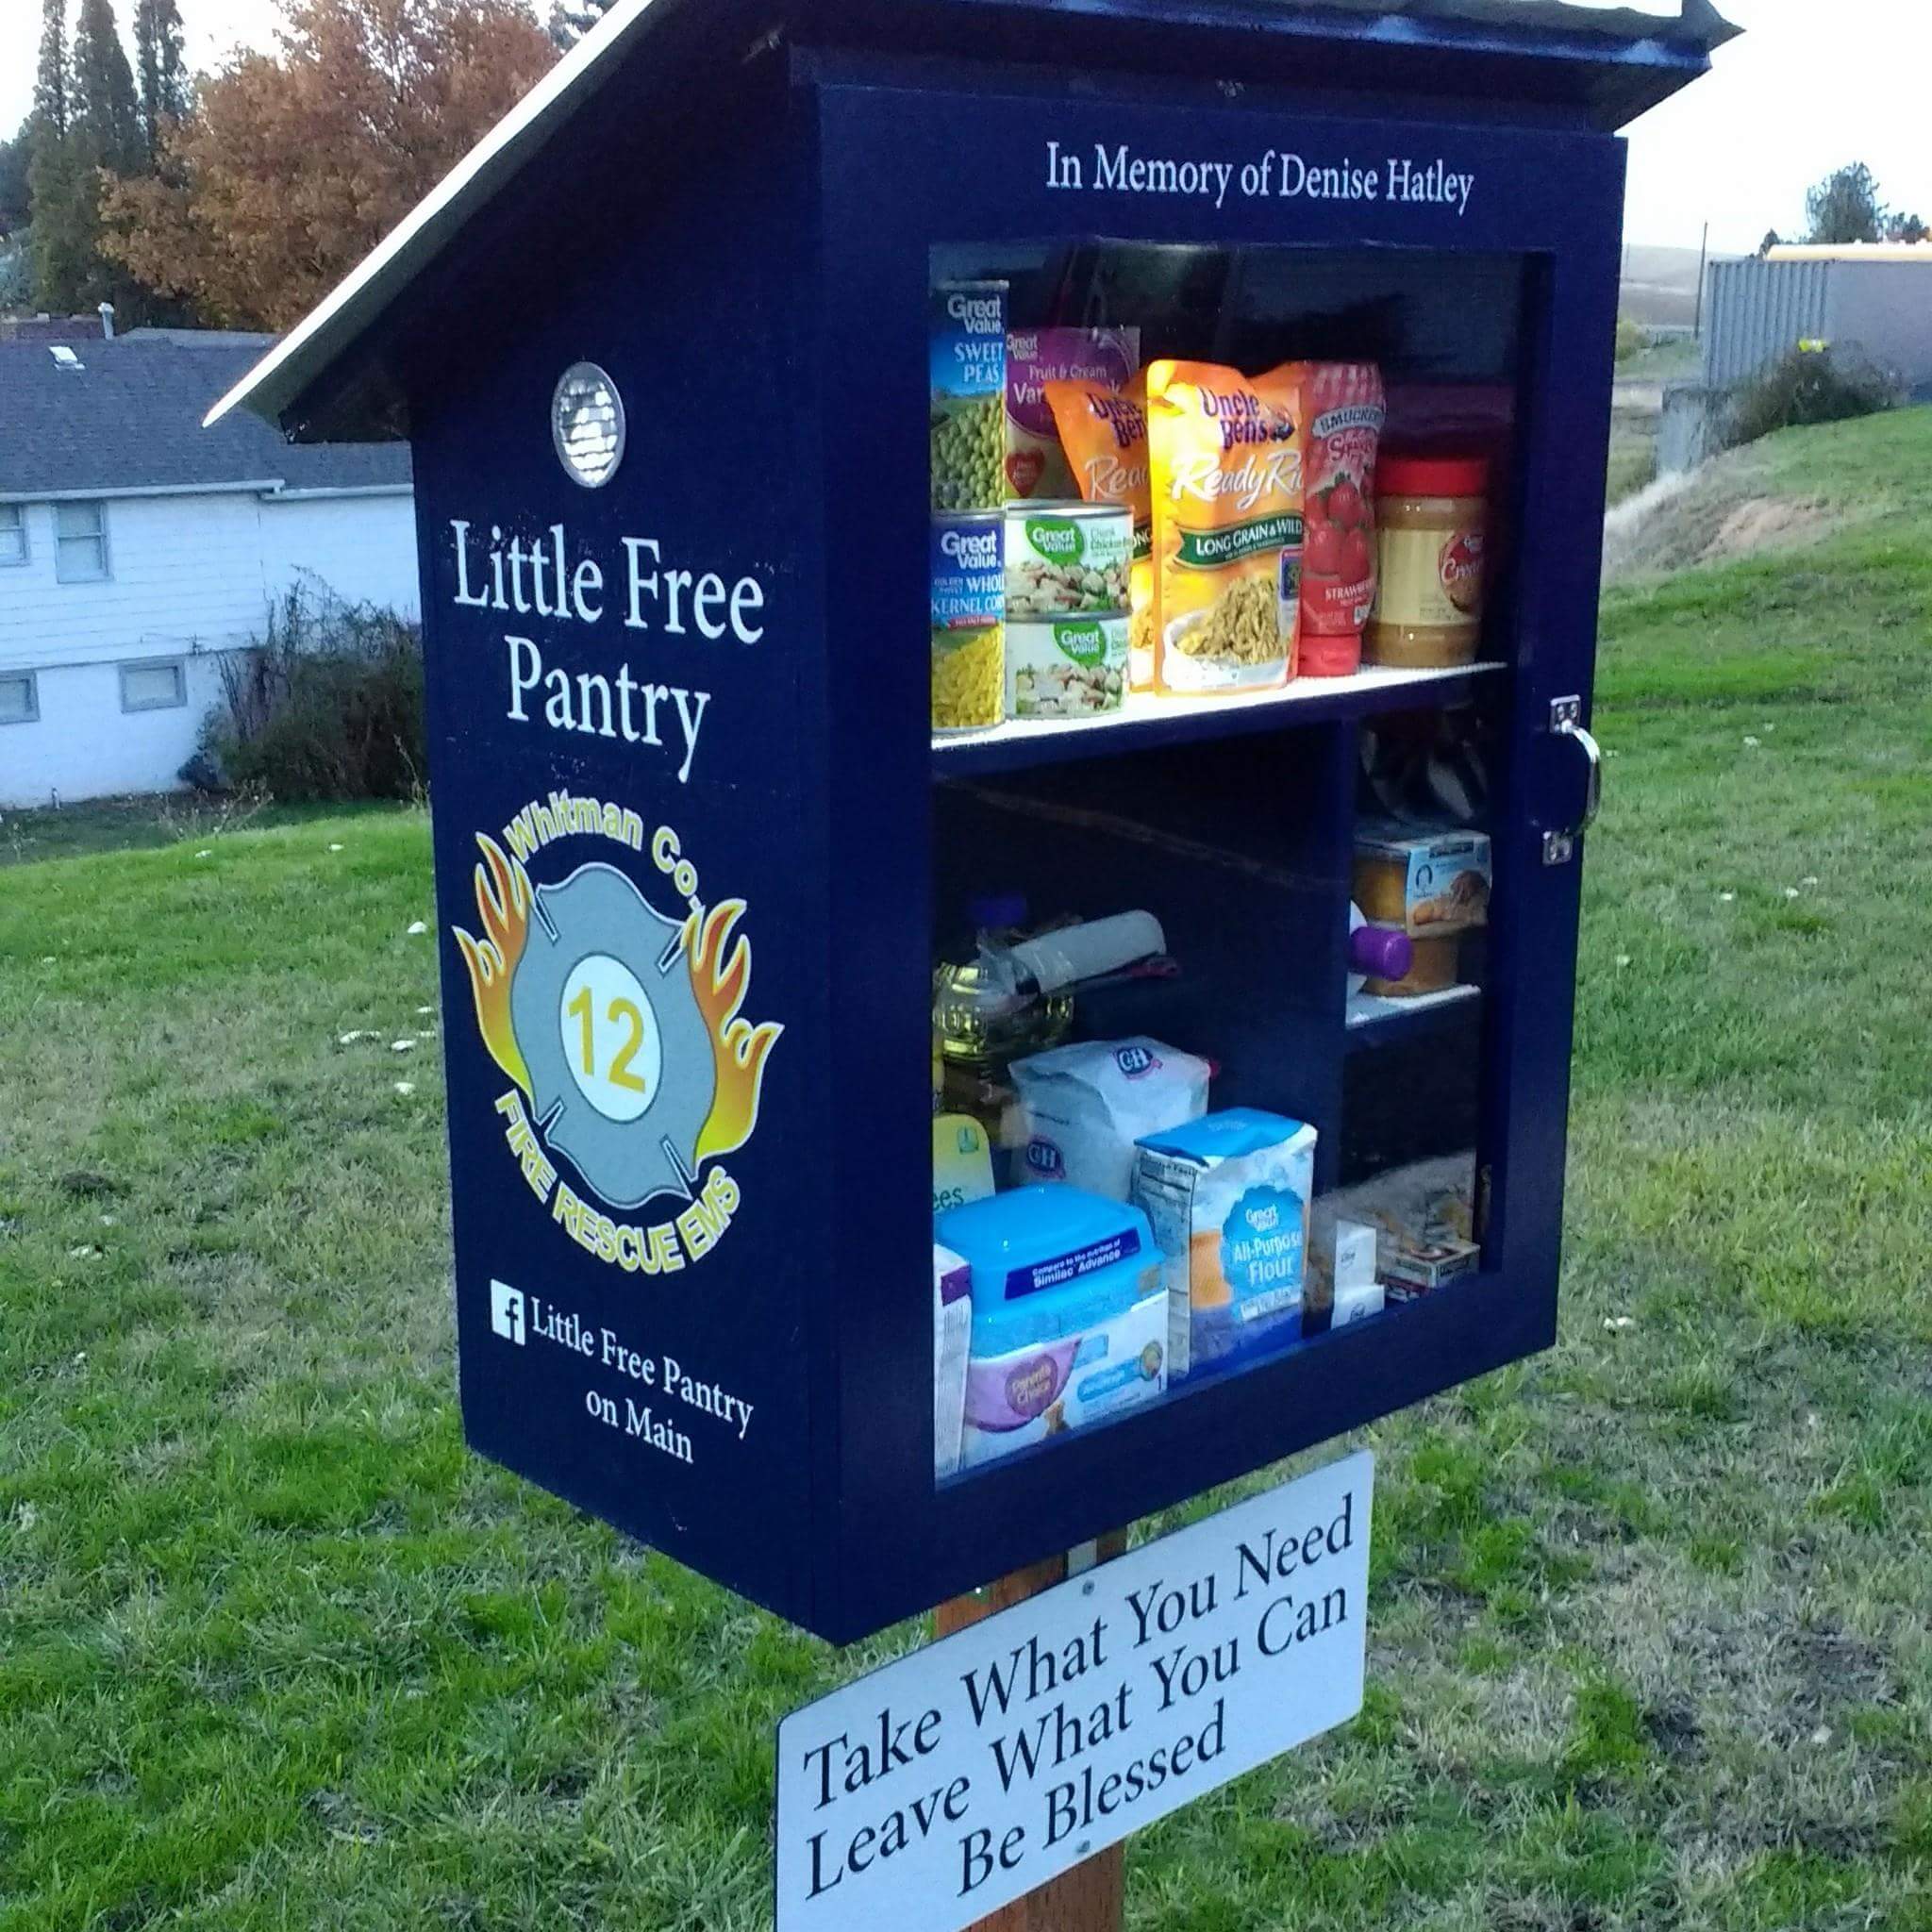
top-left (0, 327), bottom-right (418, 808)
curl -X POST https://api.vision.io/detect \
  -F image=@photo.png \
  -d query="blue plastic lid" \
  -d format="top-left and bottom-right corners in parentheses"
top-left (934, 1185), bottom-right (1156, 1354)
top-left (1136, 1107), bottom-right (1314, 1163)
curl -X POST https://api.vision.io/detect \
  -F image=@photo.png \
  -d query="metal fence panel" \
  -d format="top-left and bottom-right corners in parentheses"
top-left (1703, 258), bottom-right (1833, 388)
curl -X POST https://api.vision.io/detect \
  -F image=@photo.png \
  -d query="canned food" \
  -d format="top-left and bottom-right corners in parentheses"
top-left (1004, 502), bottom-right (1132, 619)
top-left (932, 624), bottom-right (1004, 733)
top-left (931, 513), bottom-right (1005, 631)
top-left (930, 281), bottom-right (1008, 513)
top-left (1006, 615), bottom-right (1130, 720)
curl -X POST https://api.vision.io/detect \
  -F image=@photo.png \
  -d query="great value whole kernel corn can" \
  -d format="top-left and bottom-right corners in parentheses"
top-left (932, 624), bottom-right (1005, 733)
top-left (931, 513), bottom-right (1005, 631)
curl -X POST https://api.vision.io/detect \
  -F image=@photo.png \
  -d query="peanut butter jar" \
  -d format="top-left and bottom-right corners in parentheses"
top-left (1365, 454), bottom-right (1489, 668)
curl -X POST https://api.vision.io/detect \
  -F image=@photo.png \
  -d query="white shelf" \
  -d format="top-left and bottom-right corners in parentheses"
top-left (933, 660), bottom-right (1504, 772)
top-left (1346, 982), bottom-right (1482, 1032)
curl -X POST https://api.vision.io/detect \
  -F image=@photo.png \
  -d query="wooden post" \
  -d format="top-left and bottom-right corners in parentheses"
top-left (935, 1534), bottom-right (1129, 1932)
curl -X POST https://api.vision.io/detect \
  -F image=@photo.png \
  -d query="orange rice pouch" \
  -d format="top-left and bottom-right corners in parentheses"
top-left (1042, 373), bottom-right (1155, 691)
top-left (1145, 359), bottom-right (1307, 696)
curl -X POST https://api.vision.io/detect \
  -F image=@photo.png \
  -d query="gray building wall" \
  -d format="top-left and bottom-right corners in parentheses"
top-left (1825, 264), bottom-right (1932, 396)
top-left (1703, 258), bottom-right (1932, 396)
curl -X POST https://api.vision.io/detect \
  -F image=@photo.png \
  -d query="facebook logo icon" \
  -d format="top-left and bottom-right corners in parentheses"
top-left (490, 1279), bottom-right (526, 1345)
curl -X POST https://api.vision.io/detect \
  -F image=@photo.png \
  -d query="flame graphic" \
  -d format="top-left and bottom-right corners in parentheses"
top-left (453, 835), bottom-right (534, 1097)
top-left (688, 898), bottom-right (782, 1163)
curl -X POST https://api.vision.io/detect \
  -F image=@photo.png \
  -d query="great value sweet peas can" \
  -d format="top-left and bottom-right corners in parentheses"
top-left (930, 281), bottom-right (1008, 512)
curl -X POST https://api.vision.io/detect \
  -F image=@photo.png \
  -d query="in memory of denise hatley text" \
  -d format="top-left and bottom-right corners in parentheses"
top-left (1044, 142), bottom-right (1477, 217)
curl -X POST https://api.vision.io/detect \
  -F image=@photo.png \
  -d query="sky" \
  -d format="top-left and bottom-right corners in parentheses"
top-left (2, 0), bottom-right (1928, 255)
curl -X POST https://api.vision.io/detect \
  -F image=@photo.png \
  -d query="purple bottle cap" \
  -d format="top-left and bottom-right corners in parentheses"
top-left (1350, 923), bottom-right (1414, 981)
top-left (969, 892), bottom-right (1028, 932)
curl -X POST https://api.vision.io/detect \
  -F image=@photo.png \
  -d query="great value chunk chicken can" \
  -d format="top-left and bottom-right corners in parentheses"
top-left (1005, 502), bottom-right (1133, 620)
top-left (1006, 614), bottom-right (1131, 720)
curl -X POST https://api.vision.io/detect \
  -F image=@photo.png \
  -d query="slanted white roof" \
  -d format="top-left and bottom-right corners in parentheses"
top-left (208, 0), bottom-right (1734, 440)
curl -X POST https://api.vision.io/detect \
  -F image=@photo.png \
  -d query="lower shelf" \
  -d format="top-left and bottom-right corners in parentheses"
top-left (1344, 981), bottom-right (1481, 1048)
top-left (838, 1260), bottom-right (1557, 1641)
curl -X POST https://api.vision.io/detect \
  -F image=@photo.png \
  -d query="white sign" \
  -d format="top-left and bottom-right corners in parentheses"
top-left (775, 1452), bottom-right (1373, 1932)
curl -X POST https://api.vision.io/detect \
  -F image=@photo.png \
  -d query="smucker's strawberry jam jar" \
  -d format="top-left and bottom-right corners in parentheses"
top-left (1365, 454), bottom-right (1490, 668)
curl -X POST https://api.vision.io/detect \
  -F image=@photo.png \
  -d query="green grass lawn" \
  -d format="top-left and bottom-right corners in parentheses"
top-left (1614, 334), bottom-right (1703, 384)
top-left (1607, 408), bottom-right (1659, 508)
top-left (3, 411), bottom-right (1930, 1929)
top-left (0, 792), bottom-right (390, 869)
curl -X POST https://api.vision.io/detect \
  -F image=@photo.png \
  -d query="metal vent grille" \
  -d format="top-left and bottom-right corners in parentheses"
top-left (551, 362), bottom-right (625, 488)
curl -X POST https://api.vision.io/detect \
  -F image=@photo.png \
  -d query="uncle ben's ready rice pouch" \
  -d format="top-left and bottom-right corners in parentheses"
top-left (1043, 374), bottom-right (1156, 690)
top-left (1145, 359), bottom-right (1307, 695)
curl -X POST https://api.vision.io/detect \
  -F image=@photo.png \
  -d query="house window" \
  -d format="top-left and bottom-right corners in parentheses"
top-left (55, 500), bottom-right (109, 582)
top-left (0, 506), bottom-right (25, 566)
top-left (119, 659), bottom-right (186, 712)
top-left (0, 671), bottom-right (37, 724)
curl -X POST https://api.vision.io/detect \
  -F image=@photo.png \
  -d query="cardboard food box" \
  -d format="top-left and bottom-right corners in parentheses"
top-left (1354, 823), bottom-right (1492, 936)
top-left (1382, 1234), bottom-right (1480, 1299)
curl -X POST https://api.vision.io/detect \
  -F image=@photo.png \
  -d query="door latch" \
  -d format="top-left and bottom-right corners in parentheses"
top-left (1542, 694), bottom-right (1603, 866)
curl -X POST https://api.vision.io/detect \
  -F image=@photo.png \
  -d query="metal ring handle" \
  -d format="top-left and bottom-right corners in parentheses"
top-left (1558, 717), bottom-right (1603, 833)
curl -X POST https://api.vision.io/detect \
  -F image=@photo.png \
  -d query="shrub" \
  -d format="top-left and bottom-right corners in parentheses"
top-left (1613, 318), bottom-right (1647, 365)
top-left (1724, 345), bottom-right (1899, 450)
top-left (193, 584), bottom-right (427, 801)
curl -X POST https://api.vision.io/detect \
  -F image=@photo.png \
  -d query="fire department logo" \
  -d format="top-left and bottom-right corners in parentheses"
top-left (451, 807), bottom-right (780, 1273)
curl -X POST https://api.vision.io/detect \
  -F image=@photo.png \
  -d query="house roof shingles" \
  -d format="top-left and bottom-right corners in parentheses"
top-left (0, 332), bottom-right (411, 500)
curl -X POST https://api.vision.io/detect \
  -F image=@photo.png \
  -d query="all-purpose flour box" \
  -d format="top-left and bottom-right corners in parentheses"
top-left (1132, 1108), bottom-right (1317, 1380)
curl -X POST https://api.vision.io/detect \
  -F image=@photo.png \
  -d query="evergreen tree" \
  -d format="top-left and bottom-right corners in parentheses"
top-left (71, 0), bottom-right (144, 176)
top-left (0, 236), bottom-right (33, 307)
top-left (28, 0), bottom-right (76, 308)
top-left (546, 0), bottom-right (612, 48)
top-left (1804, 162), bottom-right (1886, 246)
top-left (29, 0), bottom-right (148, 313)
top-left (133, 0), bottom-right (189, 160)
top-left (28, 136), bottom-right (95, 309)
top-left (0, 129), bottom-right (31, 235)
top-left (35, 0), bottom-right (70, 137)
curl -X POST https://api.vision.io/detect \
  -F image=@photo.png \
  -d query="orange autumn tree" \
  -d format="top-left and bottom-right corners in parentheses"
top-left (102, 0), bottom-right (556, 328)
